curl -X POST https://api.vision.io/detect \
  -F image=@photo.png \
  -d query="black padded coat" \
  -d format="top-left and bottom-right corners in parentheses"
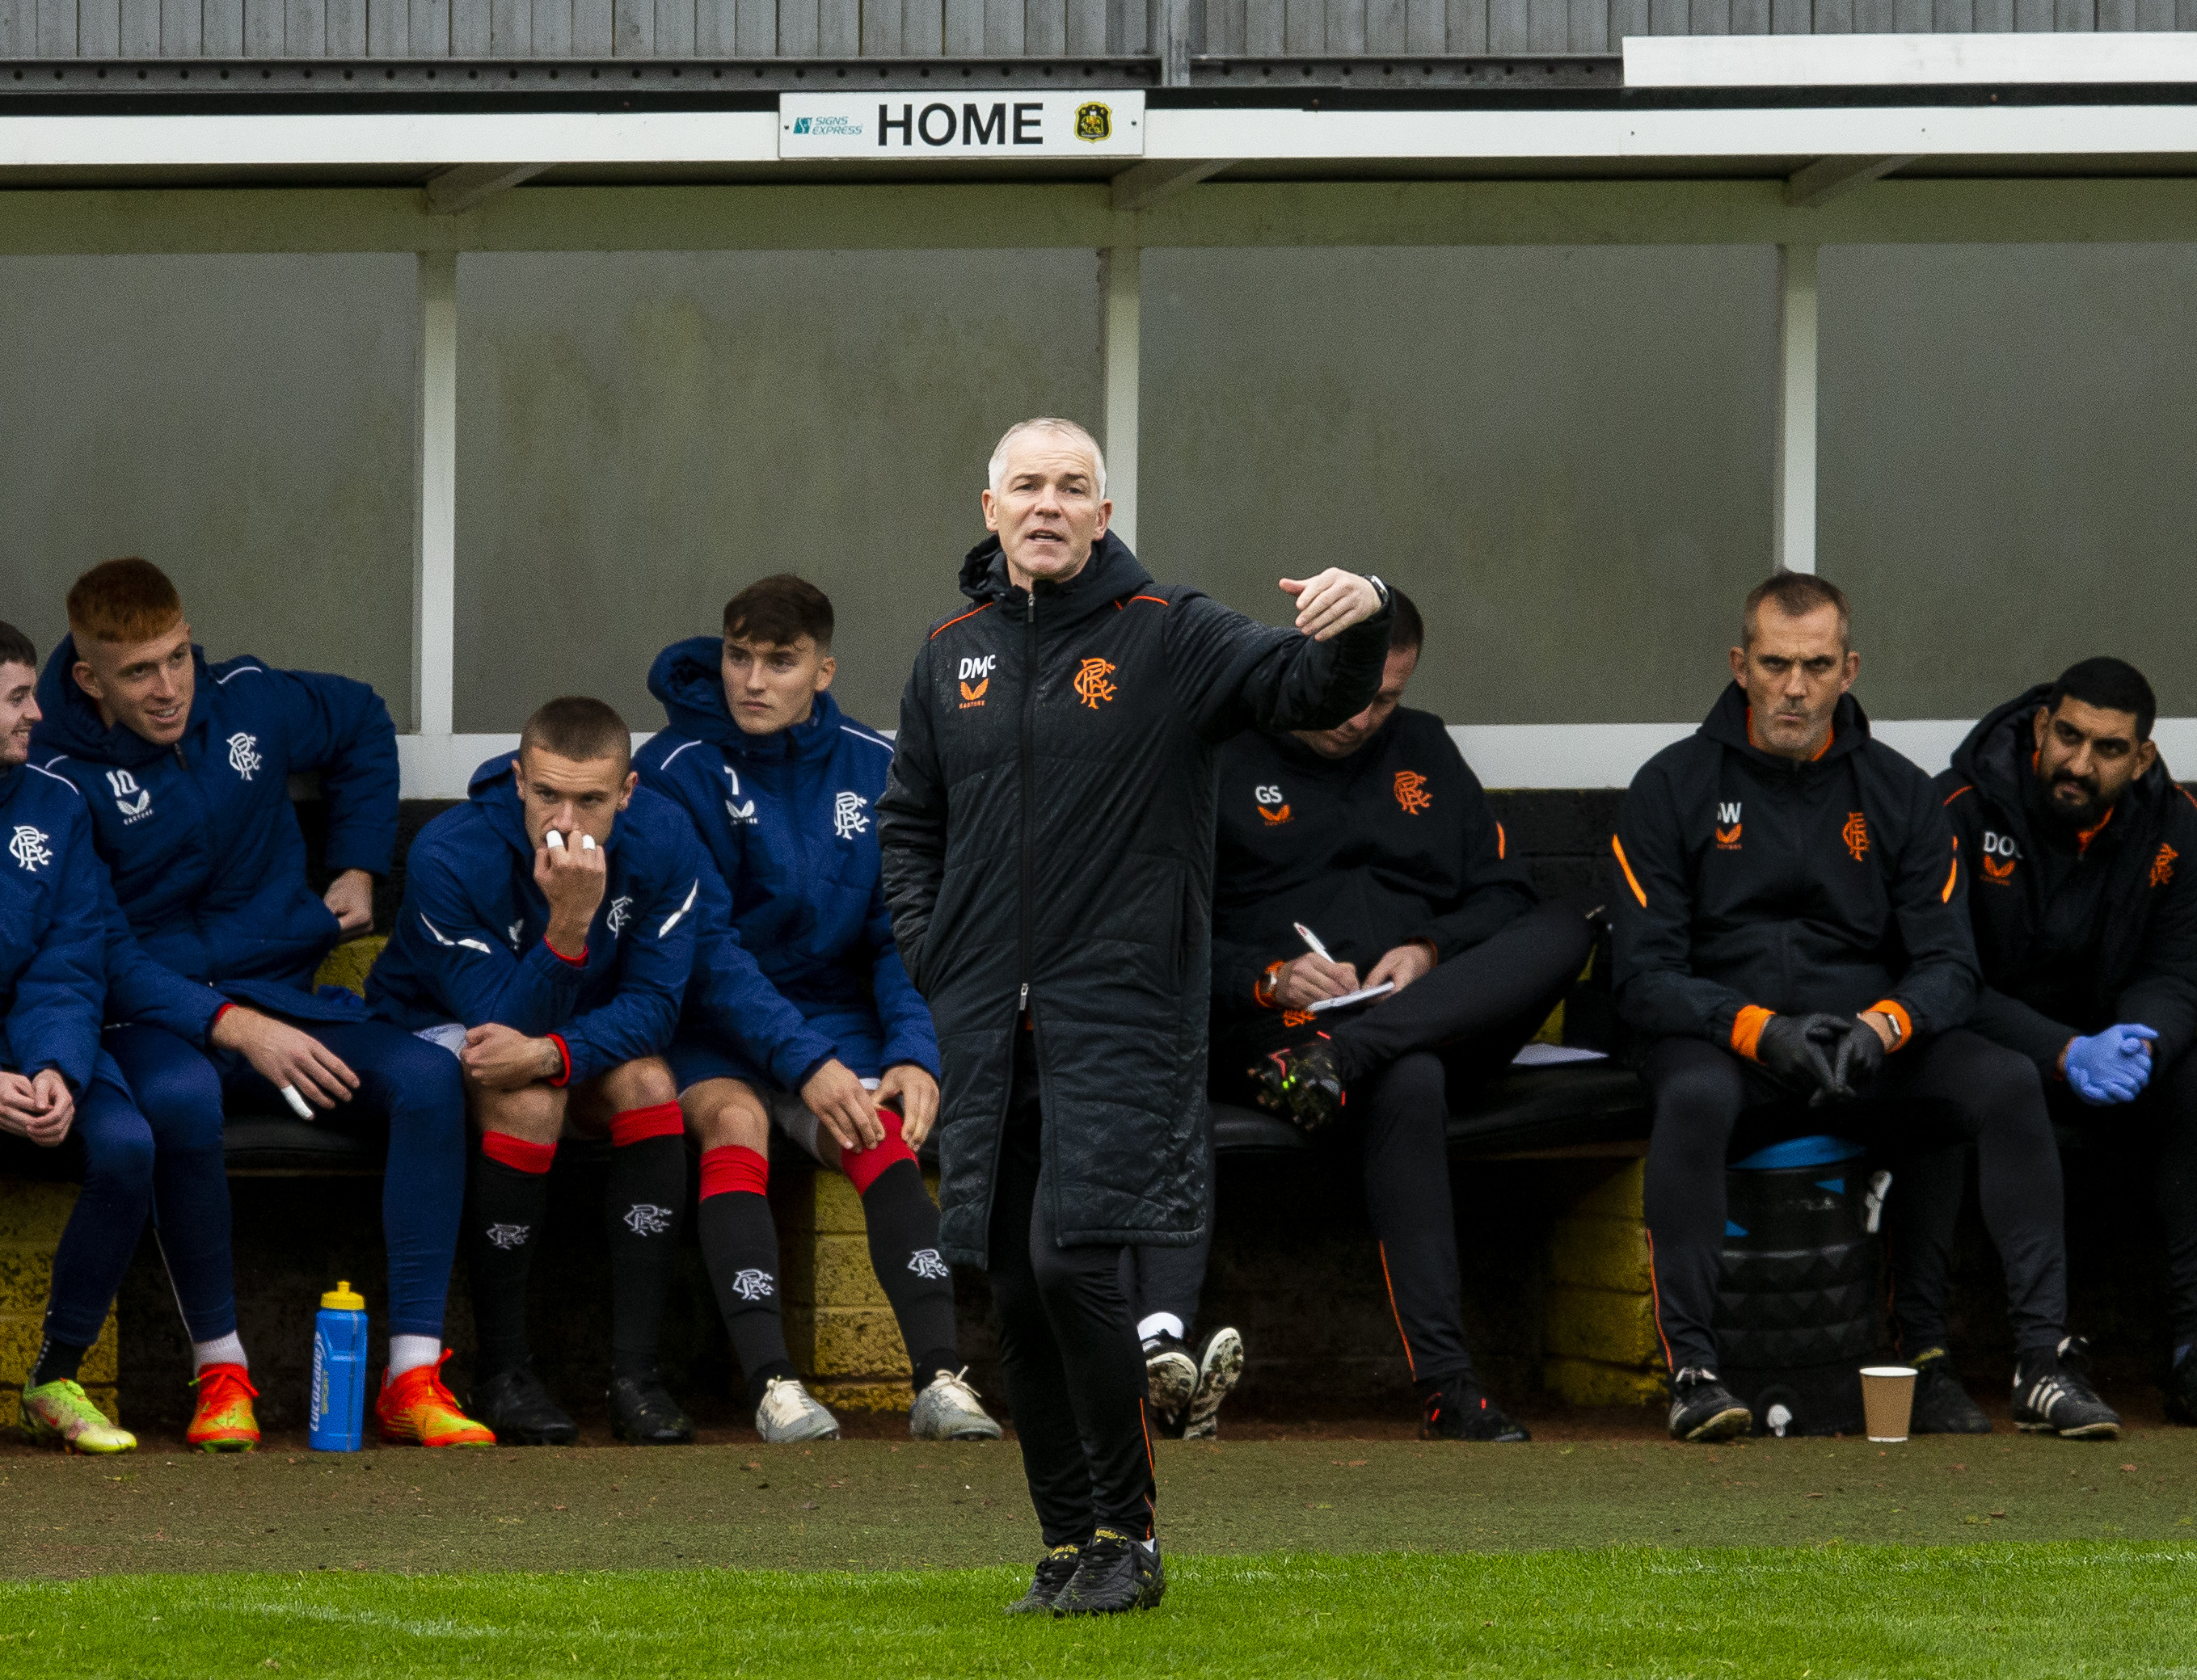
top-left (877, 533), bottom-right (1391, 1265)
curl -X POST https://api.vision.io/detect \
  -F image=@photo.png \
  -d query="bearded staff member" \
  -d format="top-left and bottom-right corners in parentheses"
top-left (1938, 659), bottom-right (2197, 1425)
top-left (879, 418), bottom-right (1390, 1617)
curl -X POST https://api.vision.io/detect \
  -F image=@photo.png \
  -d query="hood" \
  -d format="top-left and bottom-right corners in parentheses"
top-left (957, 530), bottom-right (1153, 629)
top-left (1698, 680), bottom-right (1870, 769)
top-left (466, 752), bottom-right (628, 865)
top-left (1953, 680), bottom-right (2181, 827)
top-left (646, 635), bottom-right (845, 767)
top-left (1949, 684), bottom-right (2052, 809)
top-left (34, 633), bottom-right (210, 768)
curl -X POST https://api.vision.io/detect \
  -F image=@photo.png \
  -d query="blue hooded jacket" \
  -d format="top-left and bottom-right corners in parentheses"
top-left (32, 638), bottom-right (398, 1025)
top-left (366, 755), bottom-right (709, 1086)
top-left (636, 636), bottom-right (940, 1084)
top-left (2, 761), bottom-right (228, 1092)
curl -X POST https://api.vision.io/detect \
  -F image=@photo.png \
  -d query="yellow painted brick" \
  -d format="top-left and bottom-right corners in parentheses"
top-left (808, 1379), bottom-right (915, 1415)
top-left (809, 1233), bottom-right (891, 1310)
top-left (0, 1178), bottom-right (79, 1244)
top-left (1543, 1358), bottom-right (1666, 1408)
top-left (0, 1245), bottom-right (53, 1308)
top-left (1544, 1283), bottom-right (1663, 1368)
top-left (0, 1307), bottom-right (117, 1384)
top-left (313, 935), bottom-right (387, 998)
top-left (807, 1306), bottom-right (911, 1381)
top-left (1567, 1158), bottom-right (1647, 1222)
top-left (1547, 1215), bottom-right (1651, 1295)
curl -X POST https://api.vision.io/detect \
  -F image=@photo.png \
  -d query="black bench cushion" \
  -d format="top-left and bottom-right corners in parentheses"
top-left (1212, 1062), bottom-right (1650, 1161)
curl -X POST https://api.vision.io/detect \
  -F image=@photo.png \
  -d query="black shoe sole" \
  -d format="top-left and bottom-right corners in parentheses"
top-left (1677, 1404), bottom-right (1752, 1443)
top-left (1911, 1415), bottom-right (1993, 1435)
top-left (611, 1421), bottom-right (696, 1446)
top-left (2015, 1417), bottom-right (2123, 1440)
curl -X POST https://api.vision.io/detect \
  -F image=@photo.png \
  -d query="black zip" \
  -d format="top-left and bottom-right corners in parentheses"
top-left (1017, 588), bottom-right (1036, 1021)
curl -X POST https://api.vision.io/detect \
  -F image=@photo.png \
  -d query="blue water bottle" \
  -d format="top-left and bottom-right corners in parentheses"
top-left (310, 1280), bottom-right (369, 1451)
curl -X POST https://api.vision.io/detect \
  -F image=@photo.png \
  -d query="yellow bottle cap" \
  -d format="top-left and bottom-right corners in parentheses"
top-left (320, 1281), bottom-right (366, 1311)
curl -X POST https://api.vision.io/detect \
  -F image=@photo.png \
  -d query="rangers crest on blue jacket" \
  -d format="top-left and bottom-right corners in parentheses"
top-left (2, 760), bottom-right (229, 1092)
top-left (32, 638), bottom-right (398, 1025)
top-left (636, 638), bottom-right (940, 1087)
top-left (366, 755), bottom-right (709, 1085)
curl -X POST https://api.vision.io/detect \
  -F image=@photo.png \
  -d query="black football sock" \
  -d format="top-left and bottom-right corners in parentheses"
top-left (605, 1107), bottom-right (688, 1382)
top-left (698, 1146), bottom-right (796, 1407)
top-left (852, 1156), bottom-right (961, 1390)
top-left (28, 1336), bottom-right (88, 1390)
top-left (470, 1134), bottom-right (557, 1380)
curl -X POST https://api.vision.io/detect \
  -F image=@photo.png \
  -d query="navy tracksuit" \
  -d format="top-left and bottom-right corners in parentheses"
top-left (1, 760), bottom-right (234, 1352)
top-left (32, 641), bottom-right (466, 1343)
top-left (634, 639), bottom-right (940, 1092)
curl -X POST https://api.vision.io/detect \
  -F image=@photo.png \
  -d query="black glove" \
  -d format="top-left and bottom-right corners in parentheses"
top-left (1755, 1012), bottom-right (1851, 1104)
top-left (1826, 1016), bottom-right (1885, 1100)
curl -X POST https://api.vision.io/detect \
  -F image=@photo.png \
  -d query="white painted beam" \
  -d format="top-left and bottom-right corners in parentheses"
top-left (425, 162), bottom-right (551, 217)
top-left (1100, 245), bottom-right (1141, 553)
top-left (1785, 154), bottom-right (1917, 209)
top-left (412, 251), bottom-right (458, 739)
top-left (1626, 31), bottom-right (2197, 87)
top-left (1773, 243), bottom-right (1818, 577)
top-left (1111, 158), bottom-right (1233, 213)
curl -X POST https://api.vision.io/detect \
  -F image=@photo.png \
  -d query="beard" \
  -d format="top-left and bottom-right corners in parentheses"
top-left (2046, 768), bottom-right (2107, 823)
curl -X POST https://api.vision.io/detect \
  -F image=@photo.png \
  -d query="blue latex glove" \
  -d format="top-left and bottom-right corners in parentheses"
top-left (2064, 1025), bottom-right (2158, 1105)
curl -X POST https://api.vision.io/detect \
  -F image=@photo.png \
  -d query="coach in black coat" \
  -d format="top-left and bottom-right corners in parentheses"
top-left (878, 419), bottom-right (1387, 1602)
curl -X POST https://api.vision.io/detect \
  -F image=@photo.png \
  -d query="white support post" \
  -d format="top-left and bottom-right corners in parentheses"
top-left (1099, 245), bottom-right (1141, 551)
top-left (413, 249), bottom-right (458, 739)
top-left (1773, 243), bottom-right (1819, 576)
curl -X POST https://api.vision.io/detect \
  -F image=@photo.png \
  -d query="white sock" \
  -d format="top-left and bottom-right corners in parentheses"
top-left (388, 1335), bottom-right (442, 1379)
top-left (1137, 1313), bottom-right (1185, 1345)
top-left (192, 1333), bottom-right (247, 1374)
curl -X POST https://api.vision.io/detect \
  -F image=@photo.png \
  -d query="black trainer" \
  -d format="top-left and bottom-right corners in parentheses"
top-left (2011, 1336), bottom-right (2122, 1440)
top-left (1052, 1528), bottom-right (1166, 1616)
top-left (1908, 1349), bottom-right (1991, 1435)
top-left (1005, 1544), bottom-right (1083, 1615)
top-left (2165, 1350), bottom-right (2197, 1427)
top-left (608, 1372), bottom-right (696, 1446)
top-left (1668, 1366), bottom-right (1752, 1442)
top-left (1142, 1333), bottom-right (1197, 1421)
top-left (1247, 1038), bottom-right (1347, 1132)
top-left (471, 1364), bottom-right (579, 1446)
top-left (1420, 1375), bottom-right (1530, 1442)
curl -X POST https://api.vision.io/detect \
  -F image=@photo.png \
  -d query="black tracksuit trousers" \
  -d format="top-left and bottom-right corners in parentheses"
top-left (2047, 1045), bottom-right (2197, 1352)
top-left (1640, 1028), bottom-right (2070, 1374)
top-left (988, 1027), bottom-right (1157, 1547)
top-left (1153, 902), bottom-right (1591, 1384)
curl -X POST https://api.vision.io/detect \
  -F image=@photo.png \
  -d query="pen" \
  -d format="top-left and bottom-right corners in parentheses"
top-left (1293, 922), bottom-right (1334, 963)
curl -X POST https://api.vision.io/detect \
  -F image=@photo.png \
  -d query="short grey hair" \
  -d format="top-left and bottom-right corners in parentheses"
top-left (987, 418), bottom-right (1107, 500)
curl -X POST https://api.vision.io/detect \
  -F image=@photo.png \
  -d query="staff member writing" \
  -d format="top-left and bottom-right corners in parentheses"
top-left (879, 417), bottom-right (1389, 1617)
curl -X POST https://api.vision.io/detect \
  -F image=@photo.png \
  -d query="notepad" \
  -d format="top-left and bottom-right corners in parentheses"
top-left (1305, 982), bottom-right (1395, 1014)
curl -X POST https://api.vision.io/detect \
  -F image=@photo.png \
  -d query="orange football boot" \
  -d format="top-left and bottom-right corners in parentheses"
top-left (377, 1351), bottom-right (495, 1447)
top-left (187, 1362), bottom-right (261, 1452)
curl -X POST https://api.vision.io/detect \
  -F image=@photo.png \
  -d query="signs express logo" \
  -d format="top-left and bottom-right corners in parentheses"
top-left (9, 825), bottom-right (52, 871)
top-left (227, 731), bottom-right (262, 781)
top-left (106, 768), bottom-right (152, 823)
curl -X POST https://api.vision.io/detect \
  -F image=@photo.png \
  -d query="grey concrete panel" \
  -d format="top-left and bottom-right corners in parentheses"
top-left (452, 249), bottom-right (1103, 735)
top-left (1137, 245), bottom-right (1779, 727)
top-left (1820, 243), bottom-right (2197, 720)
top-left (0, 255), bottom-right (419, 728)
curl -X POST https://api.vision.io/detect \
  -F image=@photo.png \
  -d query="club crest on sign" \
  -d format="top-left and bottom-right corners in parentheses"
top-left (1075, 102), bottom-right (1112, 142)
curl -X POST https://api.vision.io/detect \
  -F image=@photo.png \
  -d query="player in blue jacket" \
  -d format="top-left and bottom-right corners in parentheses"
top-left (31, 560), bottom-right (486, 1450)
top-left (370, 697), bottom-right (711, 1446)
top-left (0, 620), bottom-right (243, 1454)
top-left (635, 575), bottom-right (998, 1444)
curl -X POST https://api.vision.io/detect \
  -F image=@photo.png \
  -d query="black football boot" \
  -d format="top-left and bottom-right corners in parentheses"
top-left (1420, 1375), bottom-right (1531, 1442)
top-left (1908, 1349), bottom-right (1991, 1435)
top-left (1052, 1528), bottom-right (1166, 1616)
top-left (1005, 1544), bottom-right (1085, 1615)
top-left (471, 1364), bottom-right (579, 1446)
top-left (608, 1372), bottom-right (697, 1445)
top-left (1246, 1038), bottom-right (1347, 1133)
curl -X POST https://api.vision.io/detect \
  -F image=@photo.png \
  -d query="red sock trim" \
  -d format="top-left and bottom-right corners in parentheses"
top-left (609, 1101), bottom-right (685, 1148)
top-left (839, 1127), bottom-right (917, 1197)
top-left (481, 1131), bottom-right (557, 1174)
top-left (699, 1144), bottom-right (768, 1201)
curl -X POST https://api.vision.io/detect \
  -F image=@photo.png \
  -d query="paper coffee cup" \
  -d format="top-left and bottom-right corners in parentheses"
top-left (1860, 1365), bottom-right (1918, 1442)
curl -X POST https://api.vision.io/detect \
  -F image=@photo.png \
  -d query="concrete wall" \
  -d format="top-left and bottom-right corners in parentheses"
top-left (0, 255), bottom-right (420, 727)
top-left (2, 241), bottom-right (2192, 743)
